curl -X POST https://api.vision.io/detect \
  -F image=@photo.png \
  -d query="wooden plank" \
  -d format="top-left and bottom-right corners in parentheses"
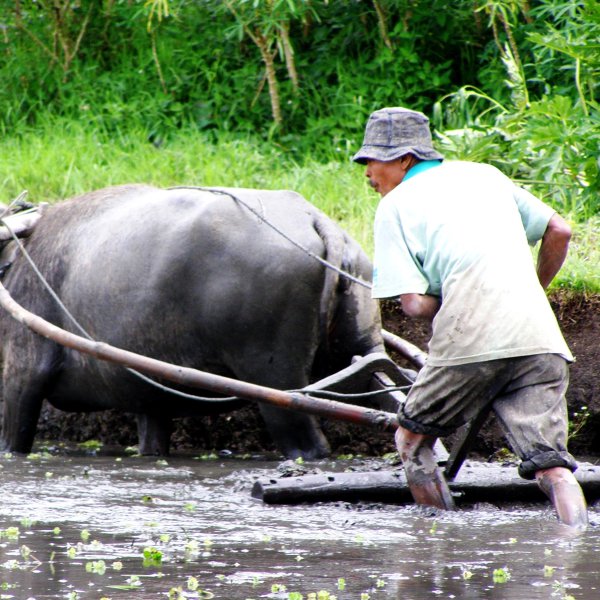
top-left (252, 462), bottom-right (600, 505)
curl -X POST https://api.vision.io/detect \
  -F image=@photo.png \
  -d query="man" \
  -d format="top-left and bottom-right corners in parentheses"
top-left (353, 106), bottom-right (588, 527)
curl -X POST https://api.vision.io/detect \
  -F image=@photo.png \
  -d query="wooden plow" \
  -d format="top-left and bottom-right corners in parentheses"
top-left (2, 279), bottom-right (600, 507)
top-left (4, 203), bottom-right (593, 507)
top-left (0, 277), bottom-right (471, 463)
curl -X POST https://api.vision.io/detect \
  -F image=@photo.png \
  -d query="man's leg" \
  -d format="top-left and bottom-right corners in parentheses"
top-left (493, 355), bottom-right (588, 528)
top-left (395, 426), bottom-right (455, 510)
top-left (536, 466), bottom-right (588, 528)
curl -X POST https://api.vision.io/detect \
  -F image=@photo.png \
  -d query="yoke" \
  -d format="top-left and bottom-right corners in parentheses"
top-left (0, 203), bottom-right (45, 278)
top-left (0, 204), bottom-right (44, 242)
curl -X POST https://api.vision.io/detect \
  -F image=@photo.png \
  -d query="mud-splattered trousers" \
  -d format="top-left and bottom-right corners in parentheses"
top-left (398, 354), bottom-right (577, 479)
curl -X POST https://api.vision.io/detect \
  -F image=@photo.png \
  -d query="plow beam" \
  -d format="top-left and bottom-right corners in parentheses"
top-left (0, 282), bottom-right (399, 433)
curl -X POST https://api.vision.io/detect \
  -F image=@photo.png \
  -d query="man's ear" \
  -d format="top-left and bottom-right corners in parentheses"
top-left (399, 153), bottom-right (417, 169)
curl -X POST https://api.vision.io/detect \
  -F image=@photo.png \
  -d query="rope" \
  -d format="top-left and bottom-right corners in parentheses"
top-left (292, 386), bottom-right (410, 399)
top-left (0, 189), bottom-right (403, 406)
top-left (169, 186), bottom-right (374, 290)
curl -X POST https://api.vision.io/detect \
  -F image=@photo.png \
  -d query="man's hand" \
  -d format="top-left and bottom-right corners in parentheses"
top-left (538, 213), bottom-right (571, 290)
top-left (400, 293), bottom-right (441, 321)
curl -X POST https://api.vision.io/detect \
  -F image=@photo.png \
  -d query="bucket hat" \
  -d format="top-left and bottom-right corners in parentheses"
top-left (352, 107), bottom-right (444, 164)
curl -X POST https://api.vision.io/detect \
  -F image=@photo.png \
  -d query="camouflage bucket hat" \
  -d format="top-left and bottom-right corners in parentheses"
top-left (352, 107), bottom-right (444, 164)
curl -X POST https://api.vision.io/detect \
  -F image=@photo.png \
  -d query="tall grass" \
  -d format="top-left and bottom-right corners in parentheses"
top-left (0, 119), bottom-right (379, 251)
top-left (1, 119), bottom-right (597, 293)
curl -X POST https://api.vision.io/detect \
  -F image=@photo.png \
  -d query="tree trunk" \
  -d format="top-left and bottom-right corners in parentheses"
top-left (372, 0), bottom-right (393, 50)
top-left (254, 29), bottom-right (282, 125)
top-left (279, 21), bottom-right (299, 93)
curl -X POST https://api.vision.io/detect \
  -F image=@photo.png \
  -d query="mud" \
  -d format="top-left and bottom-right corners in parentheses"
top-left (35, 292), bottom-right (600, 460)
top-left (2, 453), bottom-right (600, 599)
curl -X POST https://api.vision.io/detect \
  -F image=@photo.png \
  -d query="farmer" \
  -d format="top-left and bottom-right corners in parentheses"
top-left (353, 106), bottom-right (588, 527)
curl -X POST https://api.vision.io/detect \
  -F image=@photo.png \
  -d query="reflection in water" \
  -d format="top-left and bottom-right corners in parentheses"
top-left (0, 451), bottom-right (597, 599)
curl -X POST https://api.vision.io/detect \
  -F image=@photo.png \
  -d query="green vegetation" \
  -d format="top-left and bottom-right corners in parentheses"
top-left (0, 0), bottom-right (597, 290)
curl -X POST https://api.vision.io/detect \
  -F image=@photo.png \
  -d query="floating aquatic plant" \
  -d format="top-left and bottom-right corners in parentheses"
top-left (2, 527), bottom-right (19, 540)
top-left (544, 565), bottom-right (556, 577)
top-left (77, 440), bottom-right (103, 453)
top-left (142, 546), bottom-right (163, 567)
top-left (492, 567), bottom-right (511, 583)
top-left (195, 453), bottom-right (218, 461)
top-left (25, 452), bottom-right (45, 461)
top-left (108, 574), bottom-right (142, 591)
top-left (185, 540), bottom-right (200, 557)
top-left (301, 592), bottom-right (338, 600)
top-left (85, 560), bottom-right (107, 575)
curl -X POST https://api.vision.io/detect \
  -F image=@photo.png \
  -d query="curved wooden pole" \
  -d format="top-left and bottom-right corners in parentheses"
top-left (381, 328), bottom-right (427, 369)
top-left (0, 282), bottom-right (398, 432)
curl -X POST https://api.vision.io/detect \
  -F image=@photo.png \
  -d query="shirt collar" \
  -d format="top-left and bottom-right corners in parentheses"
top-left (403, 159), bottom-right (443, 183)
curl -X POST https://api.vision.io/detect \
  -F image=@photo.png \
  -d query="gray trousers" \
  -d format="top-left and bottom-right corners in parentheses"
top-left (398, 354), bottom-right (577, 479)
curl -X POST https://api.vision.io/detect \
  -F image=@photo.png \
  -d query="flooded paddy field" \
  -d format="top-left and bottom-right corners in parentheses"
top-left (0, 448), bottom-right (599, 599)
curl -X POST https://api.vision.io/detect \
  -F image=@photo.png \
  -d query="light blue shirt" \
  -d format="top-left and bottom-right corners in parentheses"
top-left (372, 160), bottom-right (571, 365)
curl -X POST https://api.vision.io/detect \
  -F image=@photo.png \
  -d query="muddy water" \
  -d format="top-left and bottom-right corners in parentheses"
top-left (0, 450), bottom-right (599, 599)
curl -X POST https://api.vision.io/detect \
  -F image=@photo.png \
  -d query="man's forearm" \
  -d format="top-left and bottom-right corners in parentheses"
top-left (400, 293), bottom-right (441, 321)
top-left (537, 213), bottom-right (571, 289)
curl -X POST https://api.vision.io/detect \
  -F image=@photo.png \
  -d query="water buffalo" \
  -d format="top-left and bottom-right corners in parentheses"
top-left (0, 184), bottom-right (384, 458)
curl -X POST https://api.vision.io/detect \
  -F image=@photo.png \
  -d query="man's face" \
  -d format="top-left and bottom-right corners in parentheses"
top-left (365, 158), bottom-right (407, 196)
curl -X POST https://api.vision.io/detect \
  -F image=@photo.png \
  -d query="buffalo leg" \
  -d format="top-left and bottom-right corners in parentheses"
top-left (258, 403), bottom-right (331, 460)
top-left (1, 375), bottom-right (46, 454)
top-left (136, 413), bottom-right (173, 456)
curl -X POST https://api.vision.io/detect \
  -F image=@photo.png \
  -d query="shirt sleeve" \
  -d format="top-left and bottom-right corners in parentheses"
top-left (371, 200), bottom-right (429, 299)
top-left (513, 185), bottom-right (555, 246)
